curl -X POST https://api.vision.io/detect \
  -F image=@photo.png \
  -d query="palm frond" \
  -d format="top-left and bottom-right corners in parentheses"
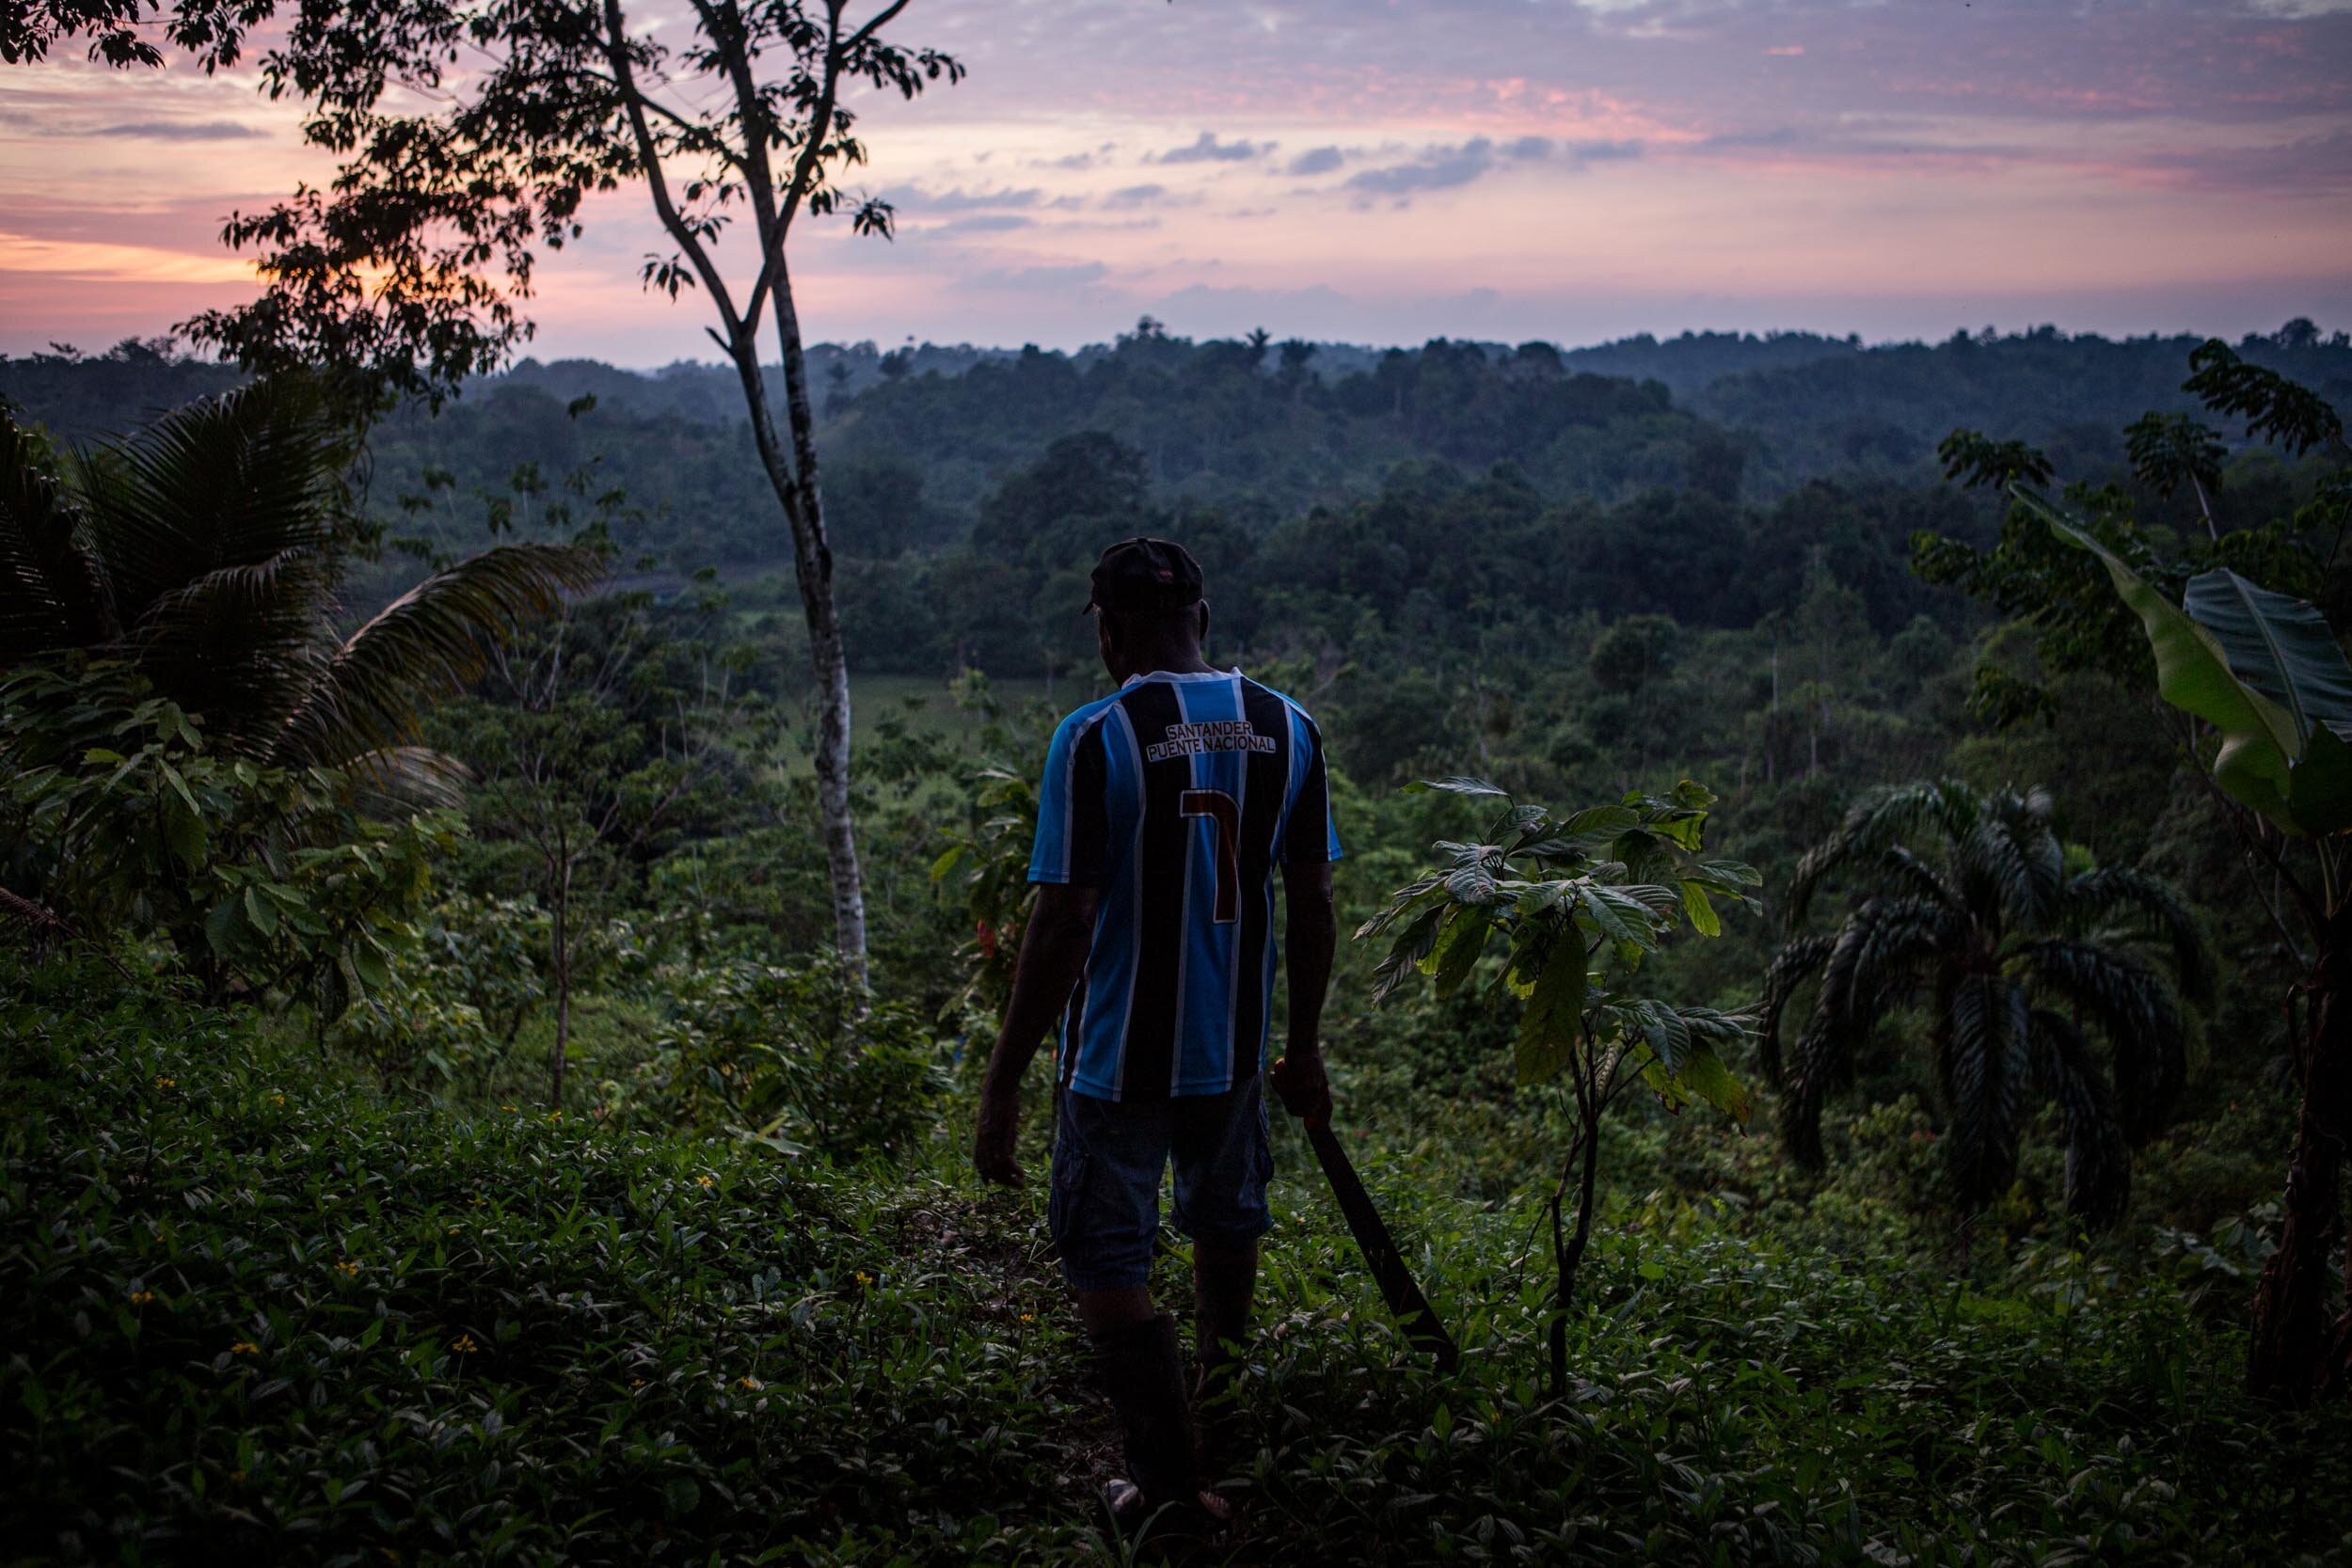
top-left (1955, 797), bottom-right (2061, 939)
top-left (1782, 1018), bottom-right (1842, 1169)
top-left (2061, 866), bottom-right (2212, 1005)
top-left (1941, 972), bottom-right (2029, 1212)
top-left (74, 377), bottom-right (348, 637)
top-left (65, 379), bottom-right (354, 742)
top-left (1787, 779), bottom-right (1980, 928)
top-left (342, 746), bottom-right (472, 815)
top-left (1877, 844), bottom-right (1962, 912)
top-left (2030, 1006), bottom-right (2131, 1229)
top-left (1758, 933), bottom-right (1836, 1085)
top-left (2021, 937), bottom-right (2185, 1146)
top-left (271, 541), bottom-right (608, 772)
top-left (0, 404), bottom-right (113, 662)
top-left (1779, 896), bottom-right (1963, 1165)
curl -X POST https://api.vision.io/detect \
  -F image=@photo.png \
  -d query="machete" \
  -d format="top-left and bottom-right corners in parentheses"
top-left (1304, 1122), bottom-right (1460, 1373)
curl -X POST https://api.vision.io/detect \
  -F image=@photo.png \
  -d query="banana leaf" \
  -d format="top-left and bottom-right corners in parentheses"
top-left (2020, 485), bottom-right (2352, 835)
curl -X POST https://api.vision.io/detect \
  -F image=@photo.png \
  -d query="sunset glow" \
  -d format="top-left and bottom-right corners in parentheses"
top-left (3, 0), bottom-right (2347, 360)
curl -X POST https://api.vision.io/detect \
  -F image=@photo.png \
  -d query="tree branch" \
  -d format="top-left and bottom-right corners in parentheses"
top-left (601, 0), bottom-right (744, 343)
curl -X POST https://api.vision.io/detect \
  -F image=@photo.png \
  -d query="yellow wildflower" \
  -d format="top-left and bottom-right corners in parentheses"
top-left (696, 1175), bottom-right (715, 1189)
top-left (450, 1334), bottom-right (480, 1354)
top-left (335, 1261), bottom-right (361, 1277)
top-left (853, 1270), bottom-right (873, 1288)
top-left (737, 1375), bottom-right (762, 1390)
top-left (153, 1075), bottom-right (176, 1089)
top-left (230, 1469), bottom-right (246, 1483)
top-left (628, 1377), bottom-right (646, 1389)
top-left (501, 1103), bottom-right (516, 1112)
top-left (1019, 1313), bottom-right (1035, 1323)
top-left (128, 1291), bottom-right (156, 1307)
top-left (270, 1095), bottom-right (286, 1107)
top-left (230, 1340), bottom-right (260, 1356)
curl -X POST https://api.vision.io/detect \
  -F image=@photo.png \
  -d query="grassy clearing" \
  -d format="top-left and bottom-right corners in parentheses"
top-left (6, 965), bottom-right (2348, 1566)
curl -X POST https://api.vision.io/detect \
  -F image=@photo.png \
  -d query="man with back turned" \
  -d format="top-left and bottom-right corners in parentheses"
top-left (972, 536), bottom-right (1340, 1532)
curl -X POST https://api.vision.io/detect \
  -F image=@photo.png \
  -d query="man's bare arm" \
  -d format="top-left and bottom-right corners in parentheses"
top-left (973, 882), bottom-right (1099, 1183)
top-left (1270, 859), bottom-right (1337, 1128)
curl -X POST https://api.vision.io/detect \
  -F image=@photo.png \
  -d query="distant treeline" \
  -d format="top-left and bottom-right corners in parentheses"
top-left (6, 319), bottom-right (2346, 646)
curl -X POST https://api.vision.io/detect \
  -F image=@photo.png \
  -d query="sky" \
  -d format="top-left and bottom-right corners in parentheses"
top-left (2, 0), bottom-right (2349, 364)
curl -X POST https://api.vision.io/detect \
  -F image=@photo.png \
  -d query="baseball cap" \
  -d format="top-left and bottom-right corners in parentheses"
top-left (1083, 537), bottom-right (1205, 617)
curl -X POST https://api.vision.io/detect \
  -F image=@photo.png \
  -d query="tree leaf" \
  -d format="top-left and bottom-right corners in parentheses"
top-left (1406, 776), bottom-right (1509, 800)
top-left (1369, 903), bottom-right (1446, 1005)
top-left (164, 795), bottom-right (206, 871)
top-left (348, 939), bottom-right (390, 993)
top-left (1423, 904), bottom-right (1493, 998)
top-left (1513, 928), bottom-right (1587, 1086)
top-left (204, 897), bottom-right (246, 957)
top-left (1679, 880), bottom-right (1721, 937)
top-left (1673, 1045), bottom-right (1753, 1125)
top-left (2182, 568), bottom-right (2352, 745)
top-left (2024, 486), bottom-right (2301, 828)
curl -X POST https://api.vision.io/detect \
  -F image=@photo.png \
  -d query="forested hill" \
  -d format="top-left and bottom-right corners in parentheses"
top-left (6, 320), bottom-right (2346, 589)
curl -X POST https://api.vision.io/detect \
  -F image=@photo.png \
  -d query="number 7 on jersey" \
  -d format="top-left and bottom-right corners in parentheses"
top-left (1180, 788), bottom-right (1241, 925)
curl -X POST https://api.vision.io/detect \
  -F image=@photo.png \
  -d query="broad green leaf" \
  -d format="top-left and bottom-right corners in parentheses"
top-left (349, 939), bottom-right (391, 992)
top-left (164, 797), bottom-right (206, 871)
top-left (2183, 568), bottom-right (2352, 743)
top-left (1548, 804), bottom-right (1639, 844)
top-left (204, 897), bottom-right (246, 957)
top-left (1406, 776), bottom-right (1510, 800)
top-left (1679, 880), bottom-right (1721, 937)
top-left (1674, 1045), bottom-right (1753, 1125)
top-left (244, 885), bottom-right (279, 936)
top-left (1513, 930), bottom-right (1587, 1086)
top-left (2025, 487), bottom-right (2301, 827)
top-left (1369, 903), bottom-right (1446, 1005)
top-left (1423, 905), bottom-right (1493, 998)
top-left (156, 761), bottom-right (201, 817)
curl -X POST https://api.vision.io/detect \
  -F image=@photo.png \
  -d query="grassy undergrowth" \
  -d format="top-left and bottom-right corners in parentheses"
top-left (5, 964), bottom-right (2348, 1566)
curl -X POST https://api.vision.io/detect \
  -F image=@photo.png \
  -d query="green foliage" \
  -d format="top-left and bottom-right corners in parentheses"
top-left (2028, 490), bottom-right (2352, 838)
top-left (617, 956), bottom-right (948, 1161)
top-left (1366, 777), bottom-right (1758, 1106)
top-left (7, 958), bottom-right (2349, 1566)
top-left (0, 381), bottom-right (604, 797)
top-left (1768, 781), bottom-right (2206, 1226)
top-left (0, 660), bottom-right (457, 1022)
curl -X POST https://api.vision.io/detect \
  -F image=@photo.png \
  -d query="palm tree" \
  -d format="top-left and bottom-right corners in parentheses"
top-left (0, 378), bottom-right (603, 796)
top-left (1761, 781), bottom-right (2208, 1228)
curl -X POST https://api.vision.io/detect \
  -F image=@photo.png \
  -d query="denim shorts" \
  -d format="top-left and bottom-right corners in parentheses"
top-left (1049, 1077), bottom-right (1274, 1292)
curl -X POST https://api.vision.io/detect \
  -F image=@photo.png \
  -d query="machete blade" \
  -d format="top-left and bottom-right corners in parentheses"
top-left (1306, 1123), bottom-right (1460, 1373)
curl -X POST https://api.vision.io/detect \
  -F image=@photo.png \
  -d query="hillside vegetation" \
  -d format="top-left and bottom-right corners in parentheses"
top-left (7, 324), bottom-right (2352, 1562)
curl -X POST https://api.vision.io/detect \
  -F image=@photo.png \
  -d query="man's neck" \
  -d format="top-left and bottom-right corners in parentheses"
top-left (1120, 651), bottom-right (1218, 680)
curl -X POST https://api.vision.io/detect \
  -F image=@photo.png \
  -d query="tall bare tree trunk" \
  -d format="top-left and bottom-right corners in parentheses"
top-left (2249, 906), bottom-right (2352, 1403)
top-left (724, 313), bottom-right (868, 982)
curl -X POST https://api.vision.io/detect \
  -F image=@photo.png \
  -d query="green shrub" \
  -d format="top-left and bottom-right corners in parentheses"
top-left (7, 957), bottom-right (2349, 1567)
top-left (615, 956), bottom-right (949, 1160)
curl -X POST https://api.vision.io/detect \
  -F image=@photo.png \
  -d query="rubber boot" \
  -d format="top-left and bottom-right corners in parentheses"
top-left (1091, 1313), bottom-right (1206, 1530)
top-left (1191, 1254), bottom-right (1255, 1482)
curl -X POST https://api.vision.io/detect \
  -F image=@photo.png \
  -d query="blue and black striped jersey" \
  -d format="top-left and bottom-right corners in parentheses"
top-left (1028, 669), bottom-right (1342, 1101)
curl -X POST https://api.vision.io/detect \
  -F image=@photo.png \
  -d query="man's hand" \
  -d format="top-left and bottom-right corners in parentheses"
top-left (1270, 1050), bottom-right (1332, 1130)
top-left (972, 1083), bottom-right (1024, 1185)
top-left (971, 884), bottom-right (1097, 1189)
